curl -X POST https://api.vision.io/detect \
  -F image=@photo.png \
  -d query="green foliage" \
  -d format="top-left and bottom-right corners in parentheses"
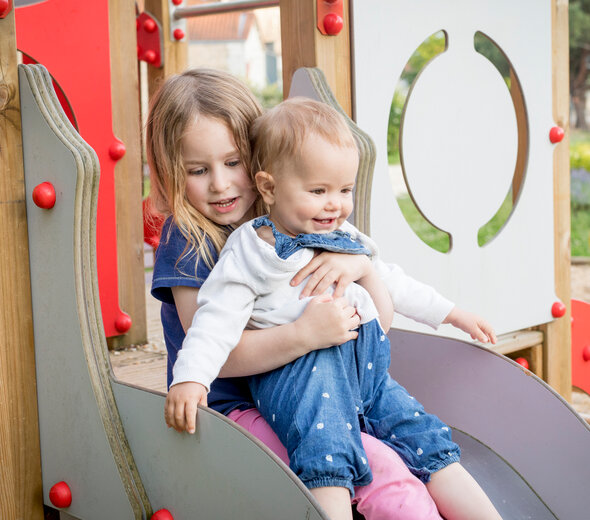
top-left (396, 195), bottom-right (449, 253)
top-left (571, 141), bottom-right (590, 172)
top-left (250, 82), bottom-right (283, 109)
top-left (387, 91), bottom-right (404, 164)
top-left (403, 32), bottom-right (446, 86)
top-left (572, 205), bottom-right (590, 257)
top-left (477, 192), bottom-right (513, 247)
top-left (570, 0), bottom-right (590, 52)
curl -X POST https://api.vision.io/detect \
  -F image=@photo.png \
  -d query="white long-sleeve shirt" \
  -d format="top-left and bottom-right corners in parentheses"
top-left (172, 220), bottom-right (454, 390)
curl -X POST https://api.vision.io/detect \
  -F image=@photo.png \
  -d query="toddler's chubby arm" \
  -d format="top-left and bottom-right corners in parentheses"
top-left (165, 381), bottom-right (208, 434)
top-left (443, 307), bottom-right (497, 344)
top-left (307, 222), bottom-right (497, 341)
top-left (167, 247), bottom-right (258, 433)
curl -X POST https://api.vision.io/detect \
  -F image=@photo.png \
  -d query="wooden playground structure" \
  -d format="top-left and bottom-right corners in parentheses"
top-left (0, 1), bottom-right (587, 518)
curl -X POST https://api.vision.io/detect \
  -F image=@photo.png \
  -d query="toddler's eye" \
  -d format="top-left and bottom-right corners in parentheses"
top-left (227, 159), bottom-right (241, 167)
top-left (311, 188), bottom-right (325, 195)
top-left (188, 167), bottom-right (206, 176)
top-left (341, 187), bottom-right (353, 194)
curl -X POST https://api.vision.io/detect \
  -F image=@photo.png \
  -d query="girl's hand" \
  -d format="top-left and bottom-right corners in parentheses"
top-left (291, 252), bottom-right (372, 298)
top-left (443, 307), bottom-right (497, 345)
top-left (165, 381), bottom-right (208, 434)
top-left (295, 294), bottom-right (361, 350)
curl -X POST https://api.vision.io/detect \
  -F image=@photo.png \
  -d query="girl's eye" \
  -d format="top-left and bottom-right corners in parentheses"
top-left (311, 189), bottom-right (325, 195)
top-left (188, 167), bottom-right (206, 176)
top-left (227, 159), bottom-right (241, 167)
top-left (341, 187), bottom-right (353, 194)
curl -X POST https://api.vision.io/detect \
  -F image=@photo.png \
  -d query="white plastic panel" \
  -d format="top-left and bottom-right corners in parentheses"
top-left (352, 0), bottom-right (557, 337)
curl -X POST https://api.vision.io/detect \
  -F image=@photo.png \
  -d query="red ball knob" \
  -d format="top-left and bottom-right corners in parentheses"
top-left (514, 357), bottom-right (529, 370)
top-left (171, 0), bottom-right (182, 5)
top-left (173, 28), bottom-right (185, 40)
top-left (144, 18), bottom-right (157, 33)
top-left (323, 13), bottom-right (343, 35)
top-left (144, 50), bottom-right (157, 64)
top-left (109, 139), bottom-right (126, 161)
top-left (49, 481), bottom-right (72, 508)
top-left (32, 182), bottom-right (56, 209)
top-left (115, 312), bottom-right (132, 334)
top-left (551, 301), bottom-right (566, 318)
top-left (152, 509), bottom-right (174, 520)
top-left (583, 345), bottom-right (590, 362)
top-left (0, 0), bottom-right (11, 17)
top-left (549, 126), bottom-right (564, 144)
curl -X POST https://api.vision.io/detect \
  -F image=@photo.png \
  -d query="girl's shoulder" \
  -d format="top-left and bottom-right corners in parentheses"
top-left (151, 217), bottom-right (218, 301)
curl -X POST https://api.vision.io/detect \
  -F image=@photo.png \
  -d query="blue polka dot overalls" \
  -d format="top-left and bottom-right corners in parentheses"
top-left (248, 217), bottom-right (460, 495)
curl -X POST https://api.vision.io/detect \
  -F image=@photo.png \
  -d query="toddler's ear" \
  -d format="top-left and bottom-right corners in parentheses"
top-left (255, 171), bottom-right (276, 205)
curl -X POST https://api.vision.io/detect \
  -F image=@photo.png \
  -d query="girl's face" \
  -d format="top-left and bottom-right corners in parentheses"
top-left (181, 116), bottom-right (257, 227)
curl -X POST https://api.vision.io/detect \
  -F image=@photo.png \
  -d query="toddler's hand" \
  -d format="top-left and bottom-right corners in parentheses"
top-left (291, 252), bottom-right (372, 298)
top-left (165, 381), bottom-right (208, 434)
top-left (443, 307), bottom-right (497, 345)
top-left (295, 294), bottom-right (360, 350)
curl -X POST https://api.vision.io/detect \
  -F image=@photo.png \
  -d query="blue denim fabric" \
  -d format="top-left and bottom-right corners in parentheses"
top-left (249, 319), bottom-right (460, 493)
top-left (252, 215), bottom-right (371, 259)
top-left (247, 219), bottom-right (460, 492)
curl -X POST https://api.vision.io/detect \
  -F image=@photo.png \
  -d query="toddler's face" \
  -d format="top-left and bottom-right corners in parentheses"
top-left (181, 116), bottom-right (257, 226)
top-left (266, 135), bottom-right (359, 237)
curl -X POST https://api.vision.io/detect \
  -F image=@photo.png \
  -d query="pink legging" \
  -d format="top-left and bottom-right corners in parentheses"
top-left (228, 408), bottom-right (441, 519)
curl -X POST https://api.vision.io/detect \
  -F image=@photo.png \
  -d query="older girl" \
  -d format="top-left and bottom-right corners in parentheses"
top-left (147, 68), bottom-right (441, 519)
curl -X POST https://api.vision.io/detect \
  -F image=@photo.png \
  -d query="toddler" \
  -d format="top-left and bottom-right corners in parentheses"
top-left (167, 97), bottom-right (500, 520)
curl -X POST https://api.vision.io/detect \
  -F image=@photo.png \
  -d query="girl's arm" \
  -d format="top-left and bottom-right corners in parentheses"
top-left (171, 286), bottom-right (361, 378)
top-left (291, 253), bottom-right (394, 331)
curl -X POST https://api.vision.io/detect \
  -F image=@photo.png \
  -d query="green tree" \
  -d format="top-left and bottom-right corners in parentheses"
top-left (570, 0), bottom-right (590, 129)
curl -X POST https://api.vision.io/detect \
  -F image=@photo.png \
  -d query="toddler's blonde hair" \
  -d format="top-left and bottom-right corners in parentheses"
top-left (250, 97), bottom-right (357, 178)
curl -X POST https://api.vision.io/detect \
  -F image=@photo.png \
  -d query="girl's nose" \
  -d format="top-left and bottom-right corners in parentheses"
top-left (209, 169), bottom-right (230, 193)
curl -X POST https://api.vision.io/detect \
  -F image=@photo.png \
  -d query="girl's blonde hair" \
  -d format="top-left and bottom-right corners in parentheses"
top-left (250, 97), bottom-right (357, 177)
top-left (146, 68), bottom-right (264, 270)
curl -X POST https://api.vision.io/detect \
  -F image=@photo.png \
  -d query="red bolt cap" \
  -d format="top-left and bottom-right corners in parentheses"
top-left (323, 13), bottom-right (343, 35)
top-left (549, 126), bottom-right (564, 144)
top-left (115, 312), bottom-right (133, 334)
top-left (144, 50), bottom-right (157, 64)
top-left (144, 18), bottom-right (157, 33)
top-left (551, 301), bottom-right (566, 318)
top-left (583, 345), bottom-right (590, 362)
top-left (49, 481), bottom-right (72, 508)
top-left (173, 28), bottom-right (185, 40)
top-left (109, 139), bottom-right (126, 161)
top-left (152, 509), bottom-right (174, 520)
top-left (514, 357), bottom-right (529, 370)
top-left (0, 0), bottom-right (11, 18)
top-left (32, 182), bottom-right (56, 209)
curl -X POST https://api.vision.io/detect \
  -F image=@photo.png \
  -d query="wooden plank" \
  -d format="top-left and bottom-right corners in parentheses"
top-left (145, 0), bottom-right (188, 101)
top-left (279, 0), bottom-right (352, 116)
top-left (108, 0), bottom-right (148, 348)
top-left (542, 0), bottom-right (571, 399)
top-left (0, 11), bottom-right (44, 520)
top-left (491, 330), bottom-right (544, 355)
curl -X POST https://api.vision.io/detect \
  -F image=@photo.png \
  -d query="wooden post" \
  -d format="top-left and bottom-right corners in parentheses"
top-left (279, 0), bottom-right (352, 117)
top-left (108, 0), bottom-right (148, 347)
top-left (144, 0), bottom-right (188, 101)
top-left (0, 10), bottom-right (44, 519)
top-left (542, 0), bottom-right (571, 399)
